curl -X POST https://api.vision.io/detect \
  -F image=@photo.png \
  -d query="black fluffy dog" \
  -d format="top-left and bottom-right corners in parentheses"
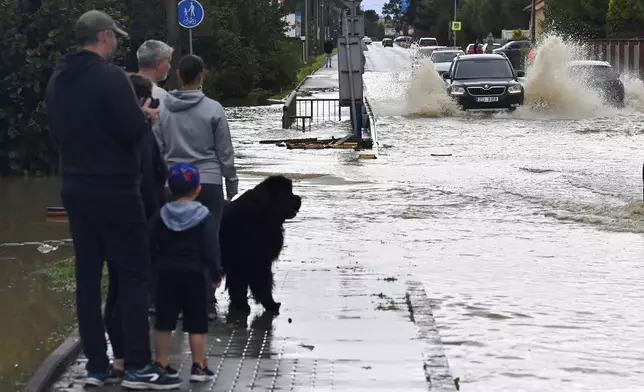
top-left (220, 176), bottom-right (301, 313)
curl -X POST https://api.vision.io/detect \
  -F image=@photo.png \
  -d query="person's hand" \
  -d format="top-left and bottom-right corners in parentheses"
top-left (212, 280), bottom-right (221, 289)
top-left (225, 178), bottom-right (238, 201)
top-left (142, 98), bottom-right (160, 124)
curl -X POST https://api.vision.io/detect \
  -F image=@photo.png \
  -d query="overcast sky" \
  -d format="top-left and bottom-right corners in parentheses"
top-left (361, 0), bottom-right (385, 13)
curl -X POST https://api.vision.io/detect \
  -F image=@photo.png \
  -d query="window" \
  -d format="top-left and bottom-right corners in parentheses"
top-left (568, 65), bottom-right (619, 80)
top-left (453, 59), bottom-right (514, 79)
top-left (419, 38), bottom-right (438, 46)
top-left (431, 51), bottom-right (462, 63)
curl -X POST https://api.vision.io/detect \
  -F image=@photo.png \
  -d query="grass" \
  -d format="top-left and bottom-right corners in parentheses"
top-left (41, 258), bottom-right (108, 294)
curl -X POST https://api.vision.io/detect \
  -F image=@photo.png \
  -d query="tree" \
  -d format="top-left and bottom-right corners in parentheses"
top-left (382, 0), bottom-right (402, 31)
top-left (454, 0), bottom-right (529, 43)
top-left (362, 9), bottom-right (381, 37)
top-left (543, 0), bottom-right (609, 39)
top-left (511, 28), bottom-right (529, 41)
top-left (606, 0), bottom-right (644, 37)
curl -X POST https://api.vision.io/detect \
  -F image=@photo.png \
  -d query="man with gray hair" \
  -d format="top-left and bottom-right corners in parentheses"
top-left (137, 40), bottom-right (173, 103)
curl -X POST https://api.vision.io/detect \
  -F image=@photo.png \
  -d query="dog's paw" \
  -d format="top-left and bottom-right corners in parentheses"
top-left (264, 301), bottom-right (281, 312)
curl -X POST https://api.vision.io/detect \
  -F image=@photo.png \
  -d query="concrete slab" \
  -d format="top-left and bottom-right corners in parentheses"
top-left (49, 261), bottom-right (456, 391)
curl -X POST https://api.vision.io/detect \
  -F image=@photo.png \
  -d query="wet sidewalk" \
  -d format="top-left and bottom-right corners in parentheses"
top-left (50, 259), bottom-right (456, 391)
top-left (300, 55), bottom-right (339, 91)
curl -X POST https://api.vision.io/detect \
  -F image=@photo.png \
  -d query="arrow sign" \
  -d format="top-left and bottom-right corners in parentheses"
top-left (178, 0), bottom-right (205, 29)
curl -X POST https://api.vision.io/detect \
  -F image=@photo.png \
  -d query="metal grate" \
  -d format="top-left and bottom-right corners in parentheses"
top-left (467, 86), bottom-right (506, 96)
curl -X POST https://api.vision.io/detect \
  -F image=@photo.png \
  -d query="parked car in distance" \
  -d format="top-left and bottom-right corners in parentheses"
top-left (418, 37), bottom-right (439, 47)
top-left (363, 36), bottom-right (372, 45)
top-left (442, 53), bottom-right (526, 112)
top-left (382, 38), bottom-right (394, 47)
top-left (412, 46), bottom-right (447, 69)
top-left (394, 36), bottom-right (413, 48)
top-left (493, 40), bottom-right (532, 69)
top-left (430, 49), bottom-right (465, 76)
top-left (567, 60), bottom-right (625, 107)
top-left (482, 43), bottom-right (501, 52)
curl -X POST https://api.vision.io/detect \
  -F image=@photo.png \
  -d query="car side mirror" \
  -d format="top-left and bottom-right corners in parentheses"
top-left (516, 70), bottom-right (525, 77)
top-left (442, 72), bottom-right (451, 80)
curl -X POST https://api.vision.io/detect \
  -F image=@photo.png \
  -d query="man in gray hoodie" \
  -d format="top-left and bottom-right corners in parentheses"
top-left (154, 55), bottom-right (237, 315)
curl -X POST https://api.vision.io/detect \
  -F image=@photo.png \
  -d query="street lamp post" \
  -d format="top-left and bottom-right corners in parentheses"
top-left (530, 0), bottom-right (536, 43)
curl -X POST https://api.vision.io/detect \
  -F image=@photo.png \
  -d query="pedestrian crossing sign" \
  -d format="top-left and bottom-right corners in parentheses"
top-left (451, 21), bottom-right (462, 31)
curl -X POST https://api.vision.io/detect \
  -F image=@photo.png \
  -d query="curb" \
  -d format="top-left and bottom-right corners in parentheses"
top-left (23, 329), bottom-right (82, 392)
top-left (406, 281), bottom-right (457, 391)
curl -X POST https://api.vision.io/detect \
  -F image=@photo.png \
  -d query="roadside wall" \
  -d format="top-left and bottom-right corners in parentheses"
top-left (589, 39), bottom-right (644, 78)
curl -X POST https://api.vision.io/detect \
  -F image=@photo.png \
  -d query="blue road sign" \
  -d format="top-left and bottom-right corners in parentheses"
top-left (178, 0), bottom-right (204, 29)
top-left (401, 0), bottom-right (410, 13)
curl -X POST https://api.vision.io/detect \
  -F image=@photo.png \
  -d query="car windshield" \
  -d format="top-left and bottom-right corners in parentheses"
top-left (453, 59), bottom-right (514, 79)
top-left (417, 48), bottom-right (436, 57)
top-left (568, 65), bottom-right (618, 80)
top-left (431, 51), bottom-right (461, 63)
top-left (419, 38), bottom-right (437, 46)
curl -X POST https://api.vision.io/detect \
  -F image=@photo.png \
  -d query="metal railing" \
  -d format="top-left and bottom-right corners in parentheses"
top-left (282, 95), bottom-right (342, 130)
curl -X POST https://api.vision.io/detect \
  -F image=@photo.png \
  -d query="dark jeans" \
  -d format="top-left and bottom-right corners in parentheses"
top-left (62, 188), bottom-right (151, 372)
top-left (195, 183), bottom-right (224, 302)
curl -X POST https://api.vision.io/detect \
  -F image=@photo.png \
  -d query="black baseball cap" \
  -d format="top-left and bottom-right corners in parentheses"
top-left (75, 10), bottom-right (128, 41)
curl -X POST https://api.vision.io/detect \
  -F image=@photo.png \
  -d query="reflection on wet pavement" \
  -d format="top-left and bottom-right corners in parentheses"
top-left (54, 264), bottom-right (453, 391)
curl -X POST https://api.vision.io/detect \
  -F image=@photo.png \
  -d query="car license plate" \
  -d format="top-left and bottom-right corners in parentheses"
top-left (476, 96), bottom-right (499, 103)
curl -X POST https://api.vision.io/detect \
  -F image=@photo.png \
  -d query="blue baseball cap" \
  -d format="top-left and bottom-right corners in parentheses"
top-left (168, 163), bottom-right (200, 196)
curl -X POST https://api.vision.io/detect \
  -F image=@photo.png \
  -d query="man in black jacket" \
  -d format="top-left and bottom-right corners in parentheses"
top-left (45, 10), bottom-right (180, 390)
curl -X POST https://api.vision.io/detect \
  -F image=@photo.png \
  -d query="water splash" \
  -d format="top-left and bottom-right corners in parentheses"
top-left (522, 35), bottom-right (606, 117)
top-left (621, 72), bottom-right (644, 111)
top-left (403, 59), bottom-right (458, 117)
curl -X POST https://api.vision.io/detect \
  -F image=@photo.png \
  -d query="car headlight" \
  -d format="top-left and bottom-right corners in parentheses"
top-left (508, 84), bottom-right (522, 94)
top-left (451, 87), bottom-right (465, 95)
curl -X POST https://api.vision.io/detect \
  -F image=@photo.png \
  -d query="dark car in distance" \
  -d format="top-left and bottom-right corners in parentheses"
top-left (442, 53), bottom-right (525, 111)
top-left (493, 40), bottom-right (532, 69)
top-left (567, 60), bottom-right (625, 107)
top-left (382, 38), bottom-right (393, 47)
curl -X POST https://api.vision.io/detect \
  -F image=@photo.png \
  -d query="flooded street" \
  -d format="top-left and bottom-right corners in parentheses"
top-left (4, 36), bottom-right (644, 391)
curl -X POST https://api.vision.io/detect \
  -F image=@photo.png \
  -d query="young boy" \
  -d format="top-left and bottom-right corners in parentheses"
top-left (150, 163), bottom-right (222, 382)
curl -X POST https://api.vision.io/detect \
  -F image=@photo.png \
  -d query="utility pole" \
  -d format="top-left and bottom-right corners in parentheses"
top-left (305, 0), bottom-right (309, 58)
top-left (453, 0), bottom-right (457, 47)
top-left (530, 0), bottom-right (536, 43)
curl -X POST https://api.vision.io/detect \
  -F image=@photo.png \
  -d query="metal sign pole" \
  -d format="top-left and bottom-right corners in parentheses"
top-left (178, 0), bottom-right (204, 55)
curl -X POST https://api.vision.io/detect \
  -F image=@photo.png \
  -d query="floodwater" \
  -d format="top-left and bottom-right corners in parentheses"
top-left (4, 34), bottom-right (644, 391)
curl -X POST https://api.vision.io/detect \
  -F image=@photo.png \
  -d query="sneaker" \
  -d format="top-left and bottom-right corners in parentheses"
top-left (107, 366), bottom-right (125, 383)
top-left (164, 364), bottom-right (180, 378)
top-left (190, 361), bottom-right (214, 382)
top-left (121, 363), bottom-right (182, 390)
top-left (85, 364), bottom-right (121, 387)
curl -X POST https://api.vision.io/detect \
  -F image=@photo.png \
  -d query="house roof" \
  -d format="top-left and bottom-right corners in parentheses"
top-left (523, 0), bottom-right (545, 11)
